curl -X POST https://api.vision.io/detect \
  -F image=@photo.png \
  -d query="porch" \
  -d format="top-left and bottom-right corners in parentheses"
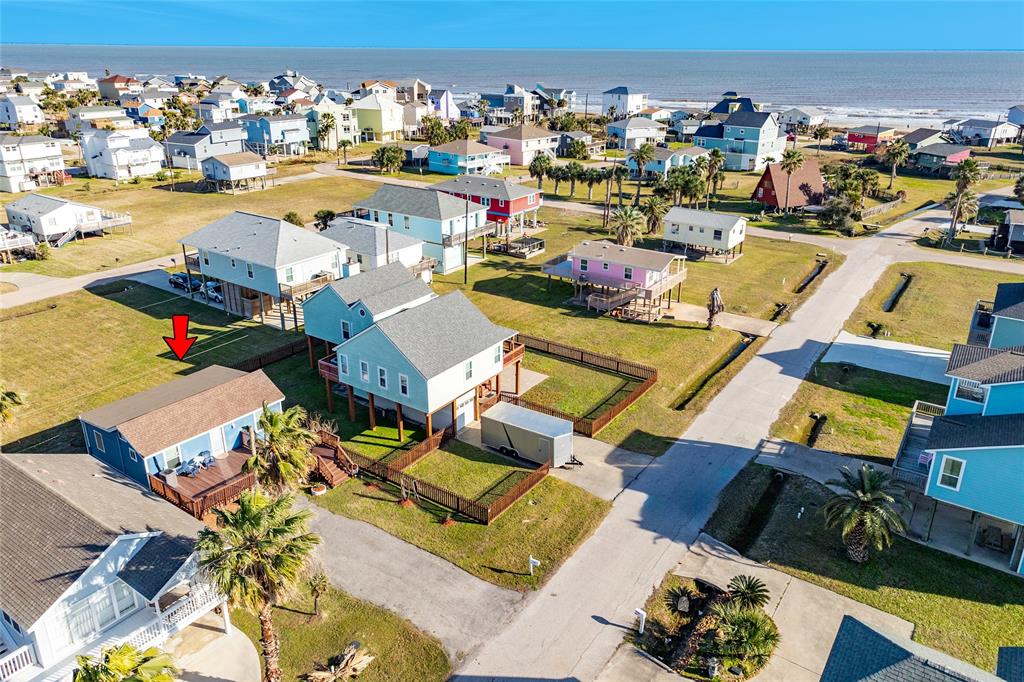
top-left (891, 400), bottom-right (944, 490)
top-left (967, 298), bottom-right (994, 346)
top-left (148, 447), bottom-right (256, 519)
top-left (906, 495), bottom-right (1024, 575)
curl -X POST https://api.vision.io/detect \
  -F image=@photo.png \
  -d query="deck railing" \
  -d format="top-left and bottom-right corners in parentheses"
top-left (408, 256), bottom-right (438, 276)
top-left (892, 400), bottom-right (944, 490)
top-left (148, 468), bottom-right (256, 519)
top-left (280, 273), bottom-right (335, 300)
top-left (318, 356), bottom-right (340, 383)
top-left (441, 220), bottom-right (499, 247)
top-left (0, 644), bottom-right (36, 680)
top-left (502, 340), bottom-right (525, 367)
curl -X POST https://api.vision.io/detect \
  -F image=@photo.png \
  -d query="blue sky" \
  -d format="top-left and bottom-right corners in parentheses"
top-left (2, 1), bottom-right (1023, 50)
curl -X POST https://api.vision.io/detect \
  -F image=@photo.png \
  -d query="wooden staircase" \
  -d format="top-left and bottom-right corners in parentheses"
top-left (312, 444), bottom-right (350, 487)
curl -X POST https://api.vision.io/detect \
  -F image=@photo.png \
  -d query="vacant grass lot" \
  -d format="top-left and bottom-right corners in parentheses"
top-left (714, 470), bottom-right (1024, 671)
top-left (315, 474), bottom-right (609, 591)
top-left (0, 281), bottom-right (295, 451)
top-left (0, 174), bottom-right (381, 277)
top-left (521, 350), bottom-right (641, 419)
top-left (843, 262), bottom-right (1024, 350)
top-left (433, 208), bottom-right (829, 455)
top-left (233, 584), bottom-right (450, 682)
top-left (770, 363), bottom-right (949, 464)
top-left (404, 440), bottom-right (534, 503)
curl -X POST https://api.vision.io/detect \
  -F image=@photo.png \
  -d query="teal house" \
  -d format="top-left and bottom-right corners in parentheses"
top-left (894, 282), bottom-right (1024, 575)
top-left (693, 111), bottom-right (787, 171)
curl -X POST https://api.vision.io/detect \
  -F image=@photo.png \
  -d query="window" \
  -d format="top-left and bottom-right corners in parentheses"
top-left (339, 354), bottom-right (349, 375)
top-left (403, 216), bottom-right (410, 229)
top-left (579, 259), bottom-right (589, 272)
top-left (494, 345), bottom-right (502, 364)
top-left (387, 212), bottom-right (394, 226)
top-left (399, 374), bottom-right (409, 396)
top-left (378, 367), bottom-right (388, 389)
top-left (938, 456), bottom-right (965, 491)
top-left (528, 194), bottom-right (536, 205)
top-left (113, 582), bottom-right (136, 613)
top-left (201, 250), bottom-right (209, 266)
top-left (360, 361), bottom-right (369, 383)
top-left (93, 431), bottom-right (105, 453)
top-left (481, 197), bottom-right (491, 207)
top-left (331, 252), bottom-right (339, 269)
top-left (246, 262), bottom-right (254, 279)
top-left (713, 229), bottom-right (723, 241)
top-left (341, 320), bottom-right (351, 339)
top-left (624, 267), bottom-right (633, 281)
top-left (230, 258), bottom-right (236, 268)
top-left (128, 449), bottom-right (137, 462)
top-left (699, 227), bottom-right (705, 233)
top-left (602, 262), bottom-right (609, 271)
top-left (373, 210), bottom-right (380, 222)
top-left (284, 267), bottom-right (294, 283)
top-left (164, 450), bottom-right (181, 469)
top-left (464, 360), bottom-right (473, 380)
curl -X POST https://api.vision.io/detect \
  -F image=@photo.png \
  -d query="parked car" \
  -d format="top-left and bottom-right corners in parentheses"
top-left (168, 272), bottom-right (202, 292)
top-left (200, 281), bottom-right (223, 304)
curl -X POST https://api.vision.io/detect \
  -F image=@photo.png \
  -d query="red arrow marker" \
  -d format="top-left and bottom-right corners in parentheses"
top-left (163, 314), bottom-right (197, 361)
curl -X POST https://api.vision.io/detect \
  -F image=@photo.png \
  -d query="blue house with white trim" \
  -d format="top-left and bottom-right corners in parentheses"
top-left (693, 110), bottom-right (787, 171)
top-left (894, 282), bottom-right (1024, 575)
top-left (78, 366), bottom-right (284, 514)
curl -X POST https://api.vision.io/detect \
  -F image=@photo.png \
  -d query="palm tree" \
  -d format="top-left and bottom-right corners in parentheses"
top-left (283, 211), bottom-right (304, 227)
top-left (945, 189), bottom-right (979, 234)
top-left (198, 490), bottom-right (320, 682)
top-left (511, 107), bottom-right (524, 125)
top-left (548, 165), bottom-right (565, 195)
top-left (302, 642), bottom-right (375, 681)
top-left (1014, 174), bottom-right (1024, 205)
top-left (309, 572), bottom-right (329, 617)
top-left (727, 575), bottom-right (771, 611)
top-left (244, 404), bottom-right (316, 492)
top-left (882, 138), bottom-right (910, 189)
top-left (609, 206), bottom-right (645, 247)
top-left (640, 195), bottom-right (670, 234)
top-left (528, 153), bottom-right (551, 189)
top-left (338, 139), bottom-right (352, 165)
top-left (945, 158), bottom-right (982, 243)
top-left (680, 167), bottom-right (704, 207)
top-left (812, 124), bottom-right (830, 155)
top-left (0, 385), bottom-right (23, 423)
top-left (824, 464), bottom-right (908, 564)
top-left (854, 168), bottom-right (880, 209)
top-left (691, 155), bottom-right (710, 206)
top-left (584, 168), bottom-right (602, 200)
top-left (780, 148), bottom-right (805, 214)
top-left (607, 105), bottom-right (617, 121)
top-left (611, 163), bottom-right (628, 207)
top-left (564, 161), bottom-right (584, 196)
top-left (629, 143), bottom-right (656, 206)
top-left (317, 112), bottom-right (336, 152)
top-left (713, 606), bottom-right (780, 666)
top-left (76, 643), bottom-right (177, 682)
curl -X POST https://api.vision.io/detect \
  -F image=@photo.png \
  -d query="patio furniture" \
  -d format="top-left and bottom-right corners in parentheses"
top-left (200, 451), bottom-right (216, 468)
top-left (981, 525), bottom-right (1007, 551)
top-left (180, 460), bottom-right (200, 477)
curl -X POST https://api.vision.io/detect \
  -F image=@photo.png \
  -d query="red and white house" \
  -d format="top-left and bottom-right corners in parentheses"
top-left (433, 174), bottom-right (542, 234)
top-left (846, 125), bottom-right (895, 153)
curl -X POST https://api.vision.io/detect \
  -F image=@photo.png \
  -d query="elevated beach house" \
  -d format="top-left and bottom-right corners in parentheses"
top-left (483, 124), bottom-right (559, 165)
top-left (79, 365), bottom-right (283, 518)
top-left (352, 184), bottom-right (491, 274)
top-left (992, 209), bottom-right (1024, 254)
top-left (627, 145), bottom-right (708, 179)
top-left (845, 124), bottom-right (896, 153)
top-left (901, 127), bottom-right (946, 150)
top-left (318, 290), bottom-right (523, 435)
top-left (908, 143), bottom-right (972, 177)
top-left (751, 159), bottom-right (826, 210)
top-left (947, 118), bottom-right (1020, 147)
top-left (892, 282), bottom-right (1024, 575)
top-left (4, 193), bottom-right (131, 247)
top-left (0, 94), bottom-right (44, 131)
top-left (779, 106), bottom-right (825, 131)
top-left (606, 117), bottom-right (667, 150)
top-left (433, 174), bottom-right (542, 235)
top-left (426, 139), bottom-right (511, 175)
top-left (0, 454), bottom-right (230, 682)
top-left (81, 128), bottom-right (164, 181)
top-left (350, 93), bottom-right (404, 143)
top-left (321, 216), bottom-right (432, 280)
top-left (662, 207), bottom-right (746, 259)
top-left (693, 111), bottom-right (787, 171)
top-left (543, 240), bottom-right (687, 322)
top-left (602, 86), bottom-right (648, 118)
top-left (164, 121), bottom-right (246, 169)
top-left (0, 134), bottom-right (67, 193)
top-left (66, 106), bottom-right (134, 134)
top-left (200, 151), bottom-right (269, 193)
top-left (240, 113), bottom-right (310, 155)
top-left (180, 211), bottom-right (352, 325)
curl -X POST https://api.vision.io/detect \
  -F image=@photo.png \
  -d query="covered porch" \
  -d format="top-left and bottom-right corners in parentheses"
top-left (906, 495), bottom-right (1024, 575)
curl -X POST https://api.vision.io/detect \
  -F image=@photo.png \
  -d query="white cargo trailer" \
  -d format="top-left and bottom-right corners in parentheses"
top-left (480, 401), bottom-right (574, 467)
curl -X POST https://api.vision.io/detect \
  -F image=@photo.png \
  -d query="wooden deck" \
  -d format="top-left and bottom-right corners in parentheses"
top-left (149, 449), bottom-right (256, 519)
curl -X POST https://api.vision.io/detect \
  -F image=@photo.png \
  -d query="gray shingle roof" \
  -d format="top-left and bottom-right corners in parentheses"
top-left (0, 133), bottom-right (57, 146)
top-left (665, 207), bottom-right (746, 230)
top-left (724, 110), bottom-right (774, 128)
top-left (902, 128), bottom-right (944, 145)
top-left (993, 282), bottom-right (1024, 321)
top-left (487, 124), bottom-right (559, 141)
top-left (354, 185), bottom-right (486, 222)
top-left (369, 291), bottom-right (515, 379)
top-left (914, 143), bottom-right (970, 158)
top-left (571, 240), bottom-right (678, 271)
top-left (1007, 210), bottom-right (1024, 226)
top-left (695, 123), bottom-right (724, 139)
top-left (946, 343), bottom-right (1024, 385)
top-left (117, 534), bottom-right (194, 600)
top-left (927, 412), bottom-right (1024, 451)
top-left (433, 175), bottom-right (539, 202)
top-left (997, 647), bottom-right (1024, 682)
top-left (1, 455), bottom-right (203, 627)
top-left (320, 261), bottom-right (433, 315)
top-left (610, 117), bottom-right (666, 130)
top-left (5, 192), bottom-right (95, 217)
top-left (822, 615), bottom-right (1005, 682)
top-left (179, 211), bottom-right (346, 268)
top-left (321, 217), bottom-right (422, 258)
top-left (848, 124), bottom-right (896, 135)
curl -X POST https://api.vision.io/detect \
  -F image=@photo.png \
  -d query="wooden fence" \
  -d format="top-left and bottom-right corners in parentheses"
top-left (316, 427), bottom-right (549, 524)
top-left (232, 338), bottom-right (308, 372)
top-left (148, 470), bottom-right (256, 519)
top-left (861, 196), bottom-right (904, 220)
top-left (502, 334), bottom-right (658, 437)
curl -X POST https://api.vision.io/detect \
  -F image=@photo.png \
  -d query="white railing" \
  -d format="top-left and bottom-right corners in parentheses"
top-left (0, 231), bottom-right (34, 250)
top-left (0, 644), bottom-right (36, 681)
top-left (161, 585), bottom-right (221, 630)
top-left (120, 619), bottom-right (167, 651)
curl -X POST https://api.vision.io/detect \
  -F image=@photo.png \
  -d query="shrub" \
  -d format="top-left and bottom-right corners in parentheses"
top-left (34, 243), bottom-right (51, 260)
top-left (283, 211), bottom-right (304, 226)
top-left (727, 575), bottom-right (771, 611)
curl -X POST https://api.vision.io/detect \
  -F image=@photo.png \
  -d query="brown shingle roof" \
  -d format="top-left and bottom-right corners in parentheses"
top-left (79, 366), bottom-right (284, 456)
top-left (210, 151), bottom-right (264, 167)
top-left (756, 159), bottom-right (825, 208)
top-left (488, 124), bottom-right (558, 141)
top-left (429, 139), bottom-right (498, 156)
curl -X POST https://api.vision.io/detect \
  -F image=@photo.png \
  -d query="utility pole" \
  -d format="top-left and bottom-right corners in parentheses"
top-left (463, 195), bottom-right (470, 285)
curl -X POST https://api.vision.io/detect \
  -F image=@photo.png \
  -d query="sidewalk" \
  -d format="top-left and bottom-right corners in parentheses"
top-left (755, 438), bottom-right (888, 489)
top-left (666, 301), bottom-right (778, 337)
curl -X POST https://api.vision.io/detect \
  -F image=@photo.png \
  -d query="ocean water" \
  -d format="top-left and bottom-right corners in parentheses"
top-left (4, 45), bottom-right (1023, 127)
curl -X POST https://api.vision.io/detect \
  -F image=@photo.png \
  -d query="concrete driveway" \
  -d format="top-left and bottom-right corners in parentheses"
top-left (168, 613), bottom-right (260, 682)
top-left (821, 330), bottom-right (950, 385)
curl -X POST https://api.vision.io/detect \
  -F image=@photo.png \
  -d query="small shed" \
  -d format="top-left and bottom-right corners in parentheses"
top-left (480, 401), bottom-right (573, 467)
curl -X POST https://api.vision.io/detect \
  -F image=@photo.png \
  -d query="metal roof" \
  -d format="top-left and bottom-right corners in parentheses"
top-left (179, 211), bottom-right (346, 268)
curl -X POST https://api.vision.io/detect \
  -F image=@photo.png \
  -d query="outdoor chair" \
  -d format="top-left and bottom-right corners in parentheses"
top-left (179, 460), bottom-right (200, 477)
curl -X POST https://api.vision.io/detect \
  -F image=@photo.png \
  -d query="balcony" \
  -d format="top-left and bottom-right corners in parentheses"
top-left (441, 220), bottom-right (499, 248)
top-left (407, 256), bottom-right (437, 276)
top-left (318, 355), bottom-right (340, 383)
top-left (184, 252), bottom-right (200, 270)
top-left (148, 446), bottom-right (256, 519)
top-left (280, 273), bottom-right (335, 300)
top-left (892, 400), bottom-right (945, 490)
top-left (502, 339), bottom-right (525, 367)
top-left (968, 299), bottom-right (994, 346)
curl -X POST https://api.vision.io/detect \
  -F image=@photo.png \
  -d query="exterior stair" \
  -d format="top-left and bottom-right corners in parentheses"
top-left (54, 228), bottom-right (79, 248)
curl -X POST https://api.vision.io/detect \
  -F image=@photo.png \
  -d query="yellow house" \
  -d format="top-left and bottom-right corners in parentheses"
top-left (350, 93), bottom-right (404, 143)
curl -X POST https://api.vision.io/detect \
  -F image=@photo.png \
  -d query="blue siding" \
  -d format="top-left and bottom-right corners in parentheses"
top-left (943, 378), bottom-right (985, 416)
top-left (990, 316), bottom-right (1024, 349)
top-left (302, 288), bottom-right (348, 345)
top-left (335, 327), bottom-right (429, 413)
top-left (984, 382), bottom-right (1024, 416)
top-left (925, 445), bottom-right (1024, 526)
top-left (223, 414), bottom-right (255, 449)
top-left (179, 432), bottom-right (213, 459)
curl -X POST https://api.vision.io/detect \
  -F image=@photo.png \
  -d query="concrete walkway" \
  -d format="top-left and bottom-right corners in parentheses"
top-left (667, 301), bottom-right (779, 337)
top-left (821, 330), bottom-right (951, 385)
top-left (299, 498), bottom-right (524, 662)
top-left (755, 438), bottom-right (889, 489)
top-left (168, 613), bottom-right (260, 682)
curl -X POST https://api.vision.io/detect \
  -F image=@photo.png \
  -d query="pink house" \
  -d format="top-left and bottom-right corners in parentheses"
top-left (484, 124), bottom-right (559, 165)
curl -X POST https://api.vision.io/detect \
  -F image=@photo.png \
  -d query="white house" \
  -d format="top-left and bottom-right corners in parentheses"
top-left (66, 106), bottom-right (134, 133)
top-left (663, 206), bottom-right (747, 257)
top-left (602, 86), bottom-right (648, 119)
top-left (0, 454), bottom-right (229, 682)
top-left (0, 95), bottom-right (44, 130)
top-left (607, 117), bottom-right (667, 150)
top-left (779, 106), bottom-right (826, 130)
top-left (82, 128), bottom-right (164, 180)
top-left (4, 193), bottom-right (131, 244)
top-left (402, 101), bottom-right (431, 138)
top-left (949, 118), bottom-right (1020, 147)
top-left (396, 78), bottom-right (431, 104)
top-left (322, 216), bottom-right (430, 280)
top-left (0, 134), bottom-right (66, 193)
top-left (201, 151), bottom-right (269, 192)
top-left (1008, 104), bottom-right (1024, 128)
top-left (194, 93), bottom-right (243, 124)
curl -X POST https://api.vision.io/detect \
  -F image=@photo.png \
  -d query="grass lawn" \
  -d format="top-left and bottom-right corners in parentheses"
top-left (233, 584), bottom-right (450, 682)
top-left (314, 474), bottom-right (610, 590)
top-left (0, 281), bottom-right (296, 452)
top-left (521, 350), bottom-right (641, 419)
top-left (711, 468), bottom-right (1024, 671)
top-left (429, 208), bottom-right (829, 456)
top-left (629, 571), bottom-right (699, 660)
top-left (770, 363), bottom-right (949, 464)
top-left (404, 440), bottom-right (534, 503)
top-left (843, 262), bottom-right (1024, 350)
top-left (0, 174), bottom-right (381, 277)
